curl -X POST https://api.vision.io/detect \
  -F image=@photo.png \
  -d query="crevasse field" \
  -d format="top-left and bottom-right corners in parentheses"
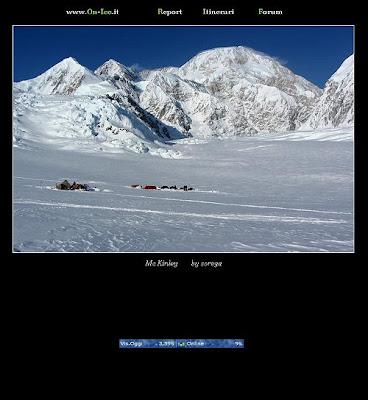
top-left (13, 127), bottom-right (353, 252)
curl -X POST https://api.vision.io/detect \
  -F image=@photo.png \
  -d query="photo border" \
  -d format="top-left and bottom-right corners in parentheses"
top-left (12, 24), bottom-right (356, 254)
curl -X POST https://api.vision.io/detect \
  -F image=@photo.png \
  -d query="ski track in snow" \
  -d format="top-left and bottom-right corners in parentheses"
top-left (107, 192), bottom-right (352, 215)
top-left (237, 145), bottom-right (275, 151)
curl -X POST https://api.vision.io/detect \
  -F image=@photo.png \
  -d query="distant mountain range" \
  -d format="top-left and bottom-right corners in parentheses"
top-left (13, 46), bottom-right (354, 153)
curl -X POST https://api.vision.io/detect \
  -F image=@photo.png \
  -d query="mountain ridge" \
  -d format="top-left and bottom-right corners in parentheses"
top-left (13, 47), bottom-right (354, 154)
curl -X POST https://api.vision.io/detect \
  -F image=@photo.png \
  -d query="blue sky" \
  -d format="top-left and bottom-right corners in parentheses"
top-left (14, 26), bottom-right (353, 88)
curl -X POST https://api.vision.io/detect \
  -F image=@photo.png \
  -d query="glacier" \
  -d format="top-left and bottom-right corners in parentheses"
top-left (13, 128), bottom-right (353, 252)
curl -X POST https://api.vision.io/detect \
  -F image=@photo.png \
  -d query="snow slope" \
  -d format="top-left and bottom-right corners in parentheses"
top-left (302, 55), bottom-right (354, 129)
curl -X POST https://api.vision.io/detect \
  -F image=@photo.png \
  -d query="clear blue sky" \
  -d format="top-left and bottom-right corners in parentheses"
top-left (14, 26), bottom-right (353, 88)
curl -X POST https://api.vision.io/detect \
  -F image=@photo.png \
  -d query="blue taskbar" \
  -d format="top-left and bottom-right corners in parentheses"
top-left (119, 339), bottom-right (245, 349)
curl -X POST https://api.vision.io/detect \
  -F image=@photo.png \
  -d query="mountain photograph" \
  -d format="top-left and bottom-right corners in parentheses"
top-left (13, 26), bottom-right (354, 252)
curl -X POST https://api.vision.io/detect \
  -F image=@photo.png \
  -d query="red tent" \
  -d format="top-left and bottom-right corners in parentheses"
top-left (143, 185), bottom-right (157, 190)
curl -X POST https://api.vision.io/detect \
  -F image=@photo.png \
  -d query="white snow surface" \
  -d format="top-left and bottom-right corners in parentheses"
top-left (330, 54), bottom-right (354, 82)
top-left (13, 129), bottom-right (353, 252)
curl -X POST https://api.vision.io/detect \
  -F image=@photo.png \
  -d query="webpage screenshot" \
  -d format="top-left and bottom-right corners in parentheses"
top-left (4, 0), bottom-right (364, 382)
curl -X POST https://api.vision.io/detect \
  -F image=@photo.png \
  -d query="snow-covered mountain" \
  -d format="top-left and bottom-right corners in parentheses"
top-left (14, 58), bottom-right (183, 157)
top-left (94, 59), bottom-right (140, 101)
top-left (168, 47), bottom-right (318, 96)
top-left (95, 59), bottom-right (136, 82)
top-left (15, 57), bottom-right (110, 95)
top-left (137, 47), bottom-right (323, 135)
top-left (302, 55), bottom-right (354, 129)
top-left (13, 48), bottom-right (354, 156)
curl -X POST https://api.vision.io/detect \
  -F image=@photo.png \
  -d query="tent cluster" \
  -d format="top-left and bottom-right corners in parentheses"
top-left (131, 184), bottom-right (194, 191)
top-left (56, 179), bottom-right (92, 191)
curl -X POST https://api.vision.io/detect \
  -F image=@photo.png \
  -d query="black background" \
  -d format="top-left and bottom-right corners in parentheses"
top-left (2, 0), bottom-right (366, 386)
